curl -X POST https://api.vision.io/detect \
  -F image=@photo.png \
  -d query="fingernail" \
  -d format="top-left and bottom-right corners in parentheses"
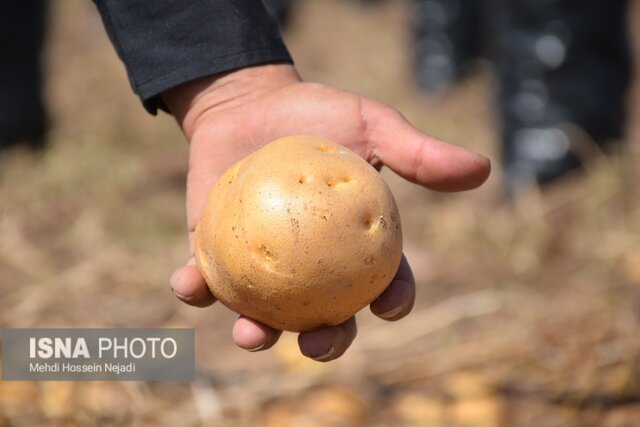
top-left (379, 305), bottom-right (404, 320)
top-left (172, 289), bottom-right (192, 302)
top-left (248, 343), bottom-right (266, 352)
top-left (311, 345), bottom-right (336, 361)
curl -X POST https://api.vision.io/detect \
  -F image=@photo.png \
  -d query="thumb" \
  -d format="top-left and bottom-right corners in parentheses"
top-left (363, 99), bottom-right (491, 192)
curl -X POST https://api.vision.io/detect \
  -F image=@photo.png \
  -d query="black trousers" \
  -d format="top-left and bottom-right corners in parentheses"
top-left (0, 0), bottom-right (48, 148)
top-left (413, 0), bottom-right (632, 192)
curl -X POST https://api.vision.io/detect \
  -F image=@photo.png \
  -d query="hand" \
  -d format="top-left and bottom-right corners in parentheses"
top-left (162, 64), bottom-right (490, 361)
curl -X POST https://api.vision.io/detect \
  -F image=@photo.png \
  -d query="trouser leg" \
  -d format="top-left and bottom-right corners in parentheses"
top-left (411, 0), bottom-right (484, 93)
top-left (489, 0), bottom-right (631, 193)
top-left (0, 0), bottom-right (48, 150)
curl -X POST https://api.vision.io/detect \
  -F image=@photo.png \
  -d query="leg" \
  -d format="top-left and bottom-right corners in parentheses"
top-left (412, 0), bottom-right (484, 93)
top-left (489, 0), bottom-right (631, 194)
top-left (0, 0), bottom-right (48, 150)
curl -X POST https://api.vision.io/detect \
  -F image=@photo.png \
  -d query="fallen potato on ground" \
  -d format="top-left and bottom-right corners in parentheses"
top-left (195, 135), bottom-right (403, 332)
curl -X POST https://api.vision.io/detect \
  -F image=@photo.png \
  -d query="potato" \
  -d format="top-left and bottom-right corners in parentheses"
top-left (195, 136), bottom-right (403, 332)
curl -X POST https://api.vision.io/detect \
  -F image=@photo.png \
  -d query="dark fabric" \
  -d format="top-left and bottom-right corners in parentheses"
top-left (92, 0), bottom-right (293, 114)
top-left (263, 0), bottom-right (295, 28)
top-left (0, 0), bottom-right (48, 147)
top-left (412, 0), bottom-right (631, 192)
top-left (489, 0), bottom-right (631, 190)
top-left (490, 0), bottom-right (631, 140)
top-left (412, 0), bottom-right (483, 92)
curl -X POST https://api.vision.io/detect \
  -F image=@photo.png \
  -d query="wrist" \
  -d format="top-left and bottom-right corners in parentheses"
top-left (161, 63), bottom-right (301, 138)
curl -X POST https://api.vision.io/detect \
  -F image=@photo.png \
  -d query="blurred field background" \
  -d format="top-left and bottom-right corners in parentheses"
top-left (2, 0), bottom-right (640, 426)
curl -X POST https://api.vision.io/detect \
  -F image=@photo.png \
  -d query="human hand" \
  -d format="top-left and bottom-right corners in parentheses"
top-left (162, 64), bottom-right (490, 361)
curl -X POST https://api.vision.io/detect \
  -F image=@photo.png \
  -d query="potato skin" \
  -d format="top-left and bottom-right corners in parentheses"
top-left (195, 136), bottom-right (403, 332)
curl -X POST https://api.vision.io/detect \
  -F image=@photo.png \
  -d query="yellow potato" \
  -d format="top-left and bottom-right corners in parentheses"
top-left (195, 136), bottom-right (403, 332)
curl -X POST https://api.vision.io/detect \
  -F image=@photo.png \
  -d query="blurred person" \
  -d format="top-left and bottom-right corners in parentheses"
top-left (0, 0), bottom-right (48, 151)
top-left (412, 0), bottom-right (632, 195)
top-left (1, 0), bottom-right (490, 361)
